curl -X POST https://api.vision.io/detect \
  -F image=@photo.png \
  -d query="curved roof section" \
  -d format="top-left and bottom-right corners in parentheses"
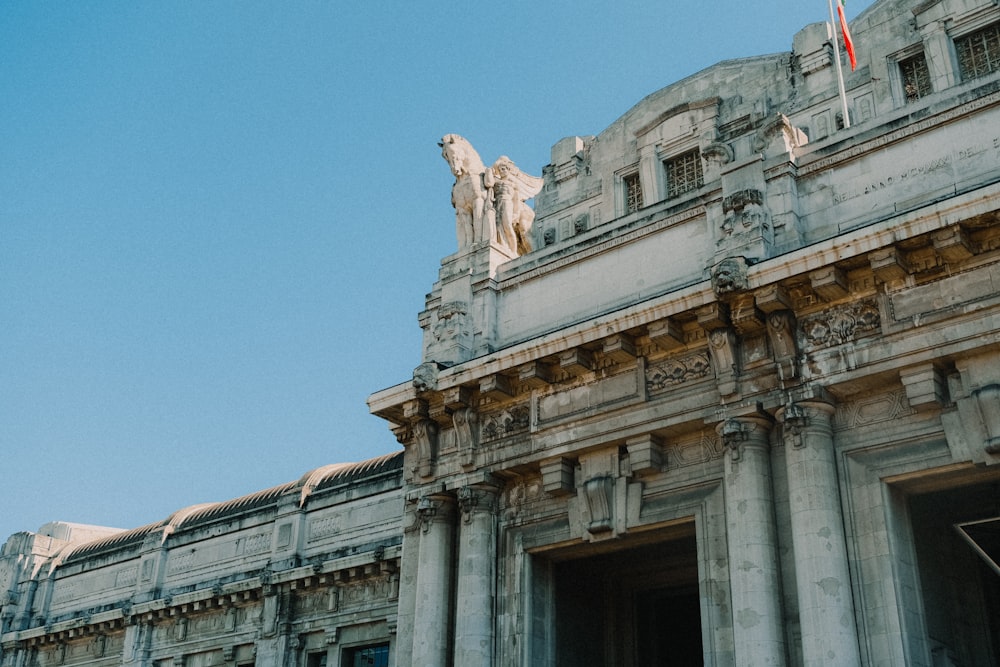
top-left (63, 520), bottom-right (165, 563)
top-left (59, 451), bottom-right (404, 565)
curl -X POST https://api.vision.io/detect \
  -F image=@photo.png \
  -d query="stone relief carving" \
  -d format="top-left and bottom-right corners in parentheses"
top-left (645, 352), bottom-right (711, 393)
top-left (412, 362), bottom-right (440, 392)
top-left (766, 310), bottom-right (798, 378)
top-left (720, 189), bottom-right (771, 240)
top-left (480, 405), bottom-right (530, 442)
top-left (453, 407), bottom-right (479, 468)
top-left (412, 419), bottom-right (439, 479)
top-left (799, 299), bottom-right (880, 350)
top-left (832, 389), bottom-right (911, 431)
top-left (440, 134), bottom-right (543, 256)
top-left (666, 431), bottom-right (724, 468)
top-left (427, 301), bottom-right (473, 364)
top-left (711, 257), bottom-right (750, 296)
top-left (708, 327), bottom-right (739, 397)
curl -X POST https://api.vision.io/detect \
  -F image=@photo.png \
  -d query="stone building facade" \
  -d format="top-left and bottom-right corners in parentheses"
top-left (5, 0), bottom-right (1000, 663)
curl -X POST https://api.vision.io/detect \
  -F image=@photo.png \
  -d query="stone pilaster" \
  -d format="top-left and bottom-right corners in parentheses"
top-left (778, 399), bottom-right (861, 667)
top-left (412, 493), bottom-right (457, 667)
top-left (719, 413), bottom-right (786, 667)
top-left (454, 484), bottom-right (500, 667)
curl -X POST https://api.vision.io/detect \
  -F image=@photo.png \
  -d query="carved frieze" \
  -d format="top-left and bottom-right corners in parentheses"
top-left (832, 389), bottom-right (911, 431)
top-left (480, 404), bottom-right (530, 443)
top-left (645, 352), bottom-right (711, 393)
top-left (799, 299), bottom-right (880, 350)
top-left (665, 431), bottom-right (724, 468)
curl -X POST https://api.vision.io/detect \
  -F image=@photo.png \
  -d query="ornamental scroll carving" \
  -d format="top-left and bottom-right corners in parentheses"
top-left (480, 404), bottom-right (530, 442)
top-left (799, 299), bottom-right (880, 350)
top-left (645, 352), bottom-right (711, 393)
top-left (453, 407), bottom-right (479, 468)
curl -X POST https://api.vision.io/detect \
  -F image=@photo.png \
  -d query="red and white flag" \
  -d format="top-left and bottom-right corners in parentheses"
top-left (837, 0), bottom-right (857, 70)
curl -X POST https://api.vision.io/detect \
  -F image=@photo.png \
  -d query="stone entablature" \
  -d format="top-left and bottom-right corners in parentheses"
top-left (0, 454), bottom-right (403, 666)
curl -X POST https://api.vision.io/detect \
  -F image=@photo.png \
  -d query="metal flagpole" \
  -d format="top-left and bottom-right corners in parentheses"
top-left (828, 0), bottom-right (852, 129)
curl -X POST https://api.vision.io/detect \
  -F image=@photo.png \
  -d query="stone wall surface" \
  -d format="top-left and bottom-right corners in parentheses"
top-left (6, 0), bottom-right (1000, 664)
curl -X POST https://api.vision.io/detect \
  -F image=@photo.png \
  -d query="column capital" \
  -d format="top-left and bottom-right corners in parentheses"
top-left (715, 409), bottom-right (773, 461)
top-left (416, 493), bottom-right (456, 533)
top-left (457, 483), bottom-right (500, 523)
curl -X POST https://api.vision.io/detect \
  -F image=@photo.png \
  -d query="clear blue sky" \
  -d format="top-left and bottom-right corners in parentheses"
top-left (0, 1), bottom-right (869, 541)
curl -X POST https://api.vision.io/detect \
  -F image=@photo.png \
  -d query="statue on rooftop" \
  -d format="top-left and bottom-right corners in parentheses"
top-left (488, 155), bottom-right (544, 255)
top-left (439, 134), bottom-right (490, 252)
top-left (439, 135), bottom-right (543, 256)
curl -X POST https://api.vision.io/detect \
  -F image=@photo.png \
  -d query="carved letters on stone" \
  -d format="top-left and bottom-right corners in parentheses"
top-left (799, 299), bottom-right (880, 350)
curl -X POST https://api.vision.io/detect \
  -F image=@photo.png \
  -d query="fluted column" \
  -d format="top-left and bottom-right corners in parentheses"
top-left (411, 492), bottom-right (457, 667)
top-left (778, 400), bottom-right (861, 666)
top-left (720, 414), bottom-right (786, 667)
top-left (454, 483), bottom-right (500, 667)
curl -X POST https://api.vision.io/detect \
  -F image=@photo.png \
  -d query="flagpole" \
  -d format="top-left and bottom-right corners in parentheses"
top-left (828, 0), bottom-right (852, 129)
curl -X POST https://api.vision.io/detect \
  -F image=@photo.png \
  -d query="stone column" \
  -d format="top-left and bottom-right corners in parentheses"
top-left (778, 400), bottom-right (861, 666)
top-left (411, 492), bottom-right (457, 667)
top-left (719, 414), bottom-right (786, 667)
top-left (454, 484), bottom-right (500, 667)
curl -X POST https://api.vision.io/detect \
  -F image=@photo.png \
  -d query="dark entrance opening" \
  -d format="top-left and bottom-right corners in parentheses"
top-left (910, 478), bottom-right (1000, 665)
top-left (548, 529), bottom-right (702, 667)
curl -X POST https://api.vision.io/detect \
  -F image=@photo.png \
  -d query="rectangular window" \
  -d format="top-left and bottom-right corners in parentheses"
top-left (623, 172), bottom-right (643, 213)
top-left (955, 22), bottom-right (1000, 80)
top-left (899, 52), bottom-right (932, 101)
top-left (663, 149), bottom-right (704, 200)
top-left (344, 643), bottom-right (389, 667)
top-left (306, 652), bottom-right (327, 667)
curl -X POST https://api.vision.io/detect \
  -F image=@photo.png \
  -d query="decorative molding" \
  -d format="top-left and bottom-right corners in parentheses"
top-left (453, 407), bottom-right (479, 468)
top-left (413, 419), bottom-right (439, 479)
top-left (480, 404), bottom-right (530, 442)
top-left (645, 352), bottom-right (711, 393)
top-left (582, 476), bottom-right (614, 534)
top-left (799, 299), bottom-right (880, 350)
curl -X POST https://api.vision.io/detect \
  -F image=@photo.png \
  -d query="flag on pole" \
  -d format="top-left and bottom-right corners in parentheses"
top-left (837, 0), bottom-right (857, 70)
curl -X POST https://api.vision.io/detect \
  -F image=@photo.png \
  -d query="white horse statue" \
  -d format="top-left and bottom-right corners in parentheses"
top-left (439, 134), bottom-right (490, 251)
top-left (439, 134), bottom-right (543, 256)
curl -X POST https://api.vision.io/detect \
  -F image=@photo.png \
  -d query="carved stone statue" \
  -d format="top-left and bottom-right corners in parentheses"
top-left (487, 156), bottom-right (544, 255)
top-left (439, 135), bottom-right (543, 256)
top-left (439, 134), bottom-right (490, 251)
top-left (711, 257), bottom-right (750, 296)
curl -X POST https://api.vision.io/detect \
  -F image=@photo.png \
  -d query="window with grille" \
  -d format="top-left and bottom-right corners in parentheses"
top-left (900, 52), bottom-right (932, 101)
top-left (663, 149), bottom-right (704, 200)
top-left (955, 22), bottom-right (1000, 80)
top-left (623, 172), bottom-right (643, 213)
top-left (344, 643), bottom-right (389, 667)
